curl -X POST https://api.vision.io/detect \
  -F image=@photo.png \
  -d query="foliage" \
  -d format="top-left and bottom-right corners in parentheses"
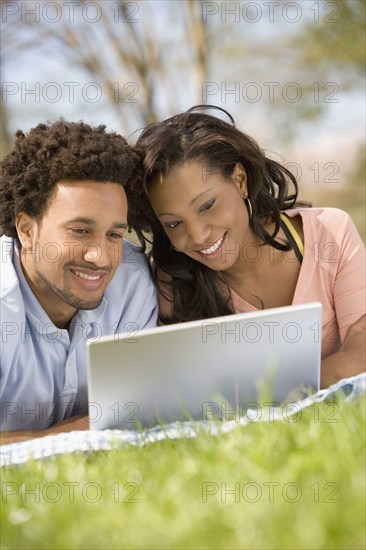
top-left (307, 146), bottom-right (366, 241)
top-left (294, 0), bottom-right (365, 74)
top-left (1, 0), bottom-right (364, 152)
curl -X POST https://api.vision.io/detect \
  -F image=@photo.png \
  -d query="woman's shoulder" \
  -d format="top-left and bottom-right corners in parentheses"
top-left (285, 207), bottom-right (355, 237)
top-left (285, 206), bottom-right (351, 221)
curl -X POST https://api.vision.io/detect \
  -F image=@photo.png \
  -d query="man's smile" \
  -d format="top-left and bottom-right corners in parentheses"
top-left (68, 267), bottom-right (109, 290)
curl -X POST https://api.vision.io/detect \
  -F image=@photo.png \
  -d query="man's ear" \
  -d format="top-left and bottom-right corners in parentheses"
top-left (232, 163), bottom-right (248, 194)
top-left (15, 212), bottom-right (38, 251)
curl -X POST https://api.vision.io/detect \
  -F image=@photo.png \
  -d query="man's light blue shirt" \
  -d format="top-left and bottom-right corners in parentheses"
top-left (0, 236), bottom-right (158, 430)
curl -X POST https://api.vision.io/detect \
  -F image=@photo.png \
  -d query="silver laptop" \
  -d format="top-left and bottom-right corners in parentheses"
top-left (87, 302), bottom-right (322, 430)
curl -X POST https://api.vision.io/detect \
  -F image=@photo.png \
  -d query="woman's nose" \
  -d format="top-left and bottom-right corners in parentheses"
top-left (186, 220), bottom-right (211, 246)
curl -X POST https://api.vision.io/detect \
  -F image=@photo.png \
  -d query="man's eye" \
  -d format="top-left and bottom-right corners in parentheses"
top-left (109, 232), bottom-right (124, 239)
top-left (164, 221), bottom-right (181, 230)
top-left (72, 228), bottom-right (88, 235)
top-left (200, 199), bottom-right (216, 212)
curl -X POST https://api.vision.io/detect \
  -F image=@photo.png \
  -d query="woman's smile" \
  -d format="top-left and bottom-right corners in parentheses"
top-left (197, 232), bottom-right (227, 257)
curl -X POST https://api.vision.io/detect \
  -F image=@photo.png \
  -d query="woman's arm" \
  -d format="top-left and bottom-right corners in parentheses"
top-left (320, 314), bottom-right (365, 388)
top-left (319, 210), bottom-right (365, 387)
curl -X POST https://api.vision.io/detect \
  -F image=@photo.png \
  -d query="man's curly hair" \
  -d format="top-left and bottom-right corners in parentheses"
top-left (0, 120), bottom-right (142, 242)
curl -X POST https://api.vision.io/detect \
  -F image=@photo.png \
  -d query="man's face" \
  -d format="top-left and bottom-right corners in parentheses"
top-left (17, 180), bottom-right (128, 327)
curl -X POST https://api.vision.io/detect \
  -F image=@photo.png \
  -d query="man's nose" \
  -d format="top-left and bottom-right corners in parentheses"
top-left (82, 240), bottom-right (111, 266)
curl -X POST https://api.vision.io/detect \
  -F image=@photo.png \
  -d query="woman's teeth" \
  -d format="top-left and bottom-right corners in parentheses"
top-left (200, 235), bottom-right (224, 255)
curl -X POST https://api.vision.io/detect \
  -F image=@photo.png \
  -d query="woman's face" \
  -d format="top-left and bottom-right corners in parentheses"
top-left (149, 161), bottom-right (255, 271)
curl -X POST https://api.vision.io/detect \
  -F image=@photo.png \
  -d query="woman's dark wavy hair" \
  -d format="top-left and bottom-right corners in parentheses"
top-left (0, 120), bottom-right (142, 243)
top-left (131, 105), bottom-right (309, 323)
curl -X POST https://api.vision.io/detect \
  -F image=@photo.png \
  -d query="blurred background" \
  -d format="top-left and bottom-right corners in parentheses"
top-left (1, 0), bottom-right (365, 238)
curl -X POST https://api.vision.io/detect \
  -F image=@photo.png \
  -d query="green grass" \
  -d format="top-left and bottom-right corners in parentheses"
top-left (1, 396), bottom-right (365, 550)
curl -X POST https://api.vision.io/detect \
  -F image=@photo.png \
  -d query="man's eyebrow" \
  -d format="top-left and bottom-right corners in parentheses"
top-left (67, 217), bottom-right (128, 229)
top-left (112, 222), bottom-right (128, 229)
top-left (68, 217), bottom-right (96, 225)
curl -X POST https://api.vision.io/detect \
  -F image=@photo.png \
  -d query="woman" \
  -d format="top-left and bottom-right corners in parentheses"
top-left (131, 105), bottom-right (365, 387)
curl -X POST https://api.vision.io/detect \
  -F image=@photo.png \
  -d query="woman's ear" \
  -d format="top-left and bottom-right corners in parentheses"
top-left (15, 212), bottom-right (37, 251)
top-left (232, 163), bottom-right (248, 194)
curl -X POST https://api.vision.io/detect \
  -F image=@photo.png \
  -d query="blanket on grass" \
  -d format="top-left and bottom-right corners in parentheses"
top-left (1, 373), bottom-right (365, 467)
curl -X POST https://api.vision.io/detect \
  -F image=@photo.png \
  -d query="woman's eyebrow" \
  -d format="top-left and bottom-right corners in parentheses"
top-left (158, 188), bottom-right (215, 217)
top-left (189, 188), bottom-right (214, 206)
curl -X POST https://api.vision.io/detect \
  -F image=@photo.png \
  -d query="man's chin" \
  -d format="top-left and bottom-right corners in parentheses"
top-left (66, 294), bottom-right (104, 311)
top-left (77, 297), bottom-right (104, 311)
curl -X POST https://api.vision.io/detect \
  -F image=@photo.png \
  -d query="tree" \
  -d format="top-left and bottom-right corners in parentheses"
top-left (1, 0), bottom-right (364, 154)
top-left (0, 0), bottom-right (216, 156)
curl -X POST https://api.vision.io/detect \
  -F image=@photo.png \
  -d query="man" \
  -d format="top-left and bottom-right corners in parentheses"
top-left (0, 120), bottom-right (157, 440)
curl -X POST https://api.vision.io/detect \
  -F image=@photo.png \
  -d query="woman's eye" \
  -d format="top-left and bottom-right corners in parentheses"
top-left (164, 221), bottom-right (181, 230)
top-left (200, 199), bottom-right (216, 212)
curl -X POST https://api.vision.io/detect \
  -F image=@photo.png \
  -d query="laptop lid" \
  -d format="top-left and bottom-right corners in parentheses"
top-left (87, 302), bottom-right (322, 430)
